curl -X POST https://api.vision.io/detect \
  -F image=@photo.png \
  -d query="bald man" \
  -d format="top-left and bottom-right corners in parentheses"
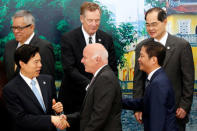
top-left (79, 43), bottom-right (122, 131)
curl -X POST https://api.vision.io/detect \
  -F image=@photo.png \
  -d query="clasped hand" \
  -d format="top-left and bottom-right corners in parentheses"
top-left (51, 114), bottom-right (70, 130)
top-left (51, 99), bottom-right (70, 129)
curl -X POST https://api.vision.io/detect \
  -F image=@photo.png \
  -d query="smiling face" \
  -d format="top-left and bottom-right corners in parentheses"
top-left (80, 9), bottom-right (100, 36)
top-left (138, 46), bottom-right (153, 74)
top-left (12, 17), bottom-right (34, 43)
top-left (145, 11), bottom-right (167, 40)
top-left (20, 53), bottom-right (42, 79)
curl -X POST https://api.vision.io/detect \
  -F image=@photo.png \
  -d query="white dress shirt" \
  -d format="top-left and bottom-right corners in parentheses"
top-left (82, 26), bottom-right (96, 45)
top-left (147, 67), bottom-right (161, 81)
top-left (85, 64), bottom-right (107, 91)
top-left (20, 72), bottom-right (43, 99)
top-left (154, 32), bottom-right (168, 46)
top-left (17, 32), bottom-right (35, 48)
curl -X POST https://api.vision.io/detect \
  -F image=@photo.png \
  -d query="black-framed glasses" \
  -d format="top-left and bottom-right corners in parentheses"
top-left (10, 24), bottom-right (31, 31)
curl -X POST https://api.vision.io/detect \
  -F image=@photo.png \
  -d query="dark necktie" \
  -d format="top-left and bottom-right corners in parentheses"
top-left (86, 76), bottom-right (95, 91)
top-left (145, 78), bottom-right (150, 88)
top-left (31, 80), bottom-right (46, 112)
top-left (89, 36), bottom-right (92, 44)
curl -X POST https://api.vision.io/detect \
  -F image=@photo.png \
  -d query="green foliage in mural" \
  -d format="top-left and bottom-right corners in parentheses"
top-left (0, 0), bottom-right (138, 79)
top-left (96, 0), bottom-right (137, 67)
top-left (145, 0), bottom-right (166, 8)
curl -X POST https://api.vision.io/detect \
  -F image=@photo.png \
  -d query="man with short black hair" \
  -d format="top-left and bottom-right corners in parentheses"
top-left (133, 7), bottom-right (194, 131)
top-left (3, 45), bottom-right (69, 131)
top-left (123, 41), bottom-right (178, 131)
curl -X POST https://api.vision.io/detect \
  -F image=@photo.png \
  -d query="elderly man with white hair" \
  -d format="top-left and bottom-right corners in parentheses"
top-left (79, 43), bottom-right (122, 131)
top-left (4, 10), bottom-right (55, 81)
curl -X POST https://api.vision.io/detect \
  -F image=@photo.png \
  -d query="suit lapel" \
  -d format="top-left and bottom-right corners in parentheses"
top-left (10, 41), bottom-right (18, 72)
top-left (81, 65), bottom-right (109, 111)
top-left (149, 68), bottom-right (162, 83)
top-left (163, 34), bottom-right (176, 68)
top-left (145, 68), bottom-right (162, 91)
top-left (17, 75), bottom-right (45, 112)
top-left (77, 27), bottom-right (87, 54)
top-left (96, 30), bottom-right (103, 43)
top-left (81, 75), bottom-right (97, 111)
top-left (29, 35), bottom-right (39, 46)
top-left (37, 76), bottom-right (48, 112)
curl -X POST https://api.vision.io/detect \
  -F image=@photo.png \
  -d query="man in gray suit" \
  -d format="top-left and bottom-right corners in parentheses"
top-left (80, 43), bottom-right (122, 131)
top-left (133, 7), bottom-right (194, 131)
top-left (3, 10), bottom-right (55, 81)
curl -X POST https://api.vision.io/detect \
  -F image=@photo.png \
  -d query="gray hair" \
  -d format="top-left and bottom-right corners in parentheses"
top-left (12, 10), bottom-right (35, 25)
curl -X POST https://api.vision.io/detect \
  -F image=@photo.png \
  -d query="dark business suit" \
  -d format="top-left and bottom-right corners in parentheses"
top-left (58, 27), bottom-right (117, 115)
top-left (3, 35), bottom-right (55, 81)
top-left (133, 33), bottom-right (194, 127)
top-left (0, 61), bottom-right (13, 130)
top-left (80, 65), bottom-right (122, 131)
top-left (124, 68), bottom-right (178, 131)
top-left (3, 74), bottom-right (57, 131)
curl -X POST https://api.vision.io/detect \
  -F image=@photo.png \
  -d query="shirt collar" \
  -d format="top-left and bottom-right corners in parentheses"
top-left (81, 26), bottom-right (96, 45)
top-left (154, 32), bottom-right (168, 46)
top-left (20, 71), bottom-right (37, 88)
top-left (17, 32), bottom-right (35, 48)
top-left (147, 67), bottom-right (161, 81)
top-left (94, 64), bottom-right (107, 77)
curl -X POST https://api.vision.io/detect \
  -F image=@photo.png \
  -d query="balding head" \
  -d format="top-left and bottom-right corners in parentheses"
top-left (81, 43), bottom-right (108, 74)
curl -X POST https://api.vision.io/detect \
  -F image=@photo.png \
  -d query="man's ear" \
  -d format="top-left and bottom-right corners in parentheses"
top-left (19, 60), bottom-right (25, 68)
top-left (95, 56), bottom-right (101, 63)
top-left (151, 56), bottom-right (158, 65)
top-left (80, 15), bottom-right (84, 24)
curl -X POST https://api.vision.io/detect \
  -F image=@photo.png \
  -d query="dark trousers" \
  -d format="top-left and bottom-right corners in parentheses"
top-left (177, 119), bottom-right (186, 131)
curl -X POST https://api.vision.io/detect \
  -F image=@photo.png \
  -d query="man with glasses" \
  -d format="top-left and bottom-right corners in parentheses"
top-left (3, 10), bottom-right (55, 81)
top-left (58, 2), bottom-right (117, 131)
top-left (133, 7), bottom-right (194, 131)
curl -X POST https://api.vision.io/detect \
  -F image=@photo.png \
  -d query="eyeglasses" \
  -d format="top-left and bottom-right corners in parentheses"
top-left (146, 22), bottom-right (160, 28)
top-left (11, 24), bottom-right (31, 31)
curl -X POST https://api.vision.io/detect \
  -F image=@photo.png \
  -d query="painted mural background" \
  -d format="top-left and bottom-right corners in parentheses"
top-left (0, 0), bottom-right (197, 130)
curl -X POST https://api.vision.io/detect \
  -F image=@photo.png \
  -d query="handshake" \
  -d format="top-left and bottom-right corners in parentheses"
top-left (51, 99), bottom-right (70, 130)
top-left (51, 114), bottom-right (70, 130)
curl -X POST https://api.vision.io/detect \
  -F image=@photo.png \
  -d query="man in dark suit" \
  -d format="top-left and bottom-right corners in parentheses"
top-left (123, 42), bottom-right (178, 131)
top-left (3, 45), bottom-right (69, 131)
top-left (133, 7), bottom-right (194, 131)
top-left (58, 2), bottom-right (117, 131)
top-left (3, 10), bottom-right (55, 81)
top-left (79, 43), bottom-right (122, 131)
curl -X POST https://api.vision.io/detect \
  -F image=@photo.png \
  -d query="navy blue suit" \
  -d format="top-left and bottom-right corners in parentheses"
top-left (123, 68), bottom-right (178, 131)
top-left (3, 74), bottom-right (57, 131)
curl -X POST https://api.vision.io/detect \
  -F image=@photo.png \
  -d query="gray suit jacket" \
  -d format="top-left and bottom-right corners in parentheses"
top-left (59, 27), bottom-right (117, 115)
top-left (133, 33), bottom-right (194, 123)
top-left (3, 35), bottom-right (55, 81)
top-left (80, 65), bottom-right (122, 131)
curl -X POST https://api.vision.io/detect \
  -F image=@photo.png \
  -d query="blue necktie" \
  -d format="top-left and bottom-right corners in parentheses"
top-left (31, 80), bottom-right (46, 112)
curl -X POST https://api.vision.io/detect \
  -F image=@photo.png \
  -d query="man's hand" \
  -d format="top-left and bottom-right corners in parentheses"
top-left (52, 99), bottom-right (63, 114)
top-left (176, 108), bottom-right (187, 119)
top-left (134, 112), bottom-right (143, 124)
top-left (60, 114), bottom-right (70, 128)
top-left (51, 115), bottom-right (70, 130)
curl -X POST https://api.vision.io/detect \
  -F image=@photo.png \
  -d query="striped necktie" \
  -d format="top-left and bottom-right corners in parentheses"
top-left (145, 78), bottom-right (150, 88)
top-left (89, 36), bottom-right (92, 44)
